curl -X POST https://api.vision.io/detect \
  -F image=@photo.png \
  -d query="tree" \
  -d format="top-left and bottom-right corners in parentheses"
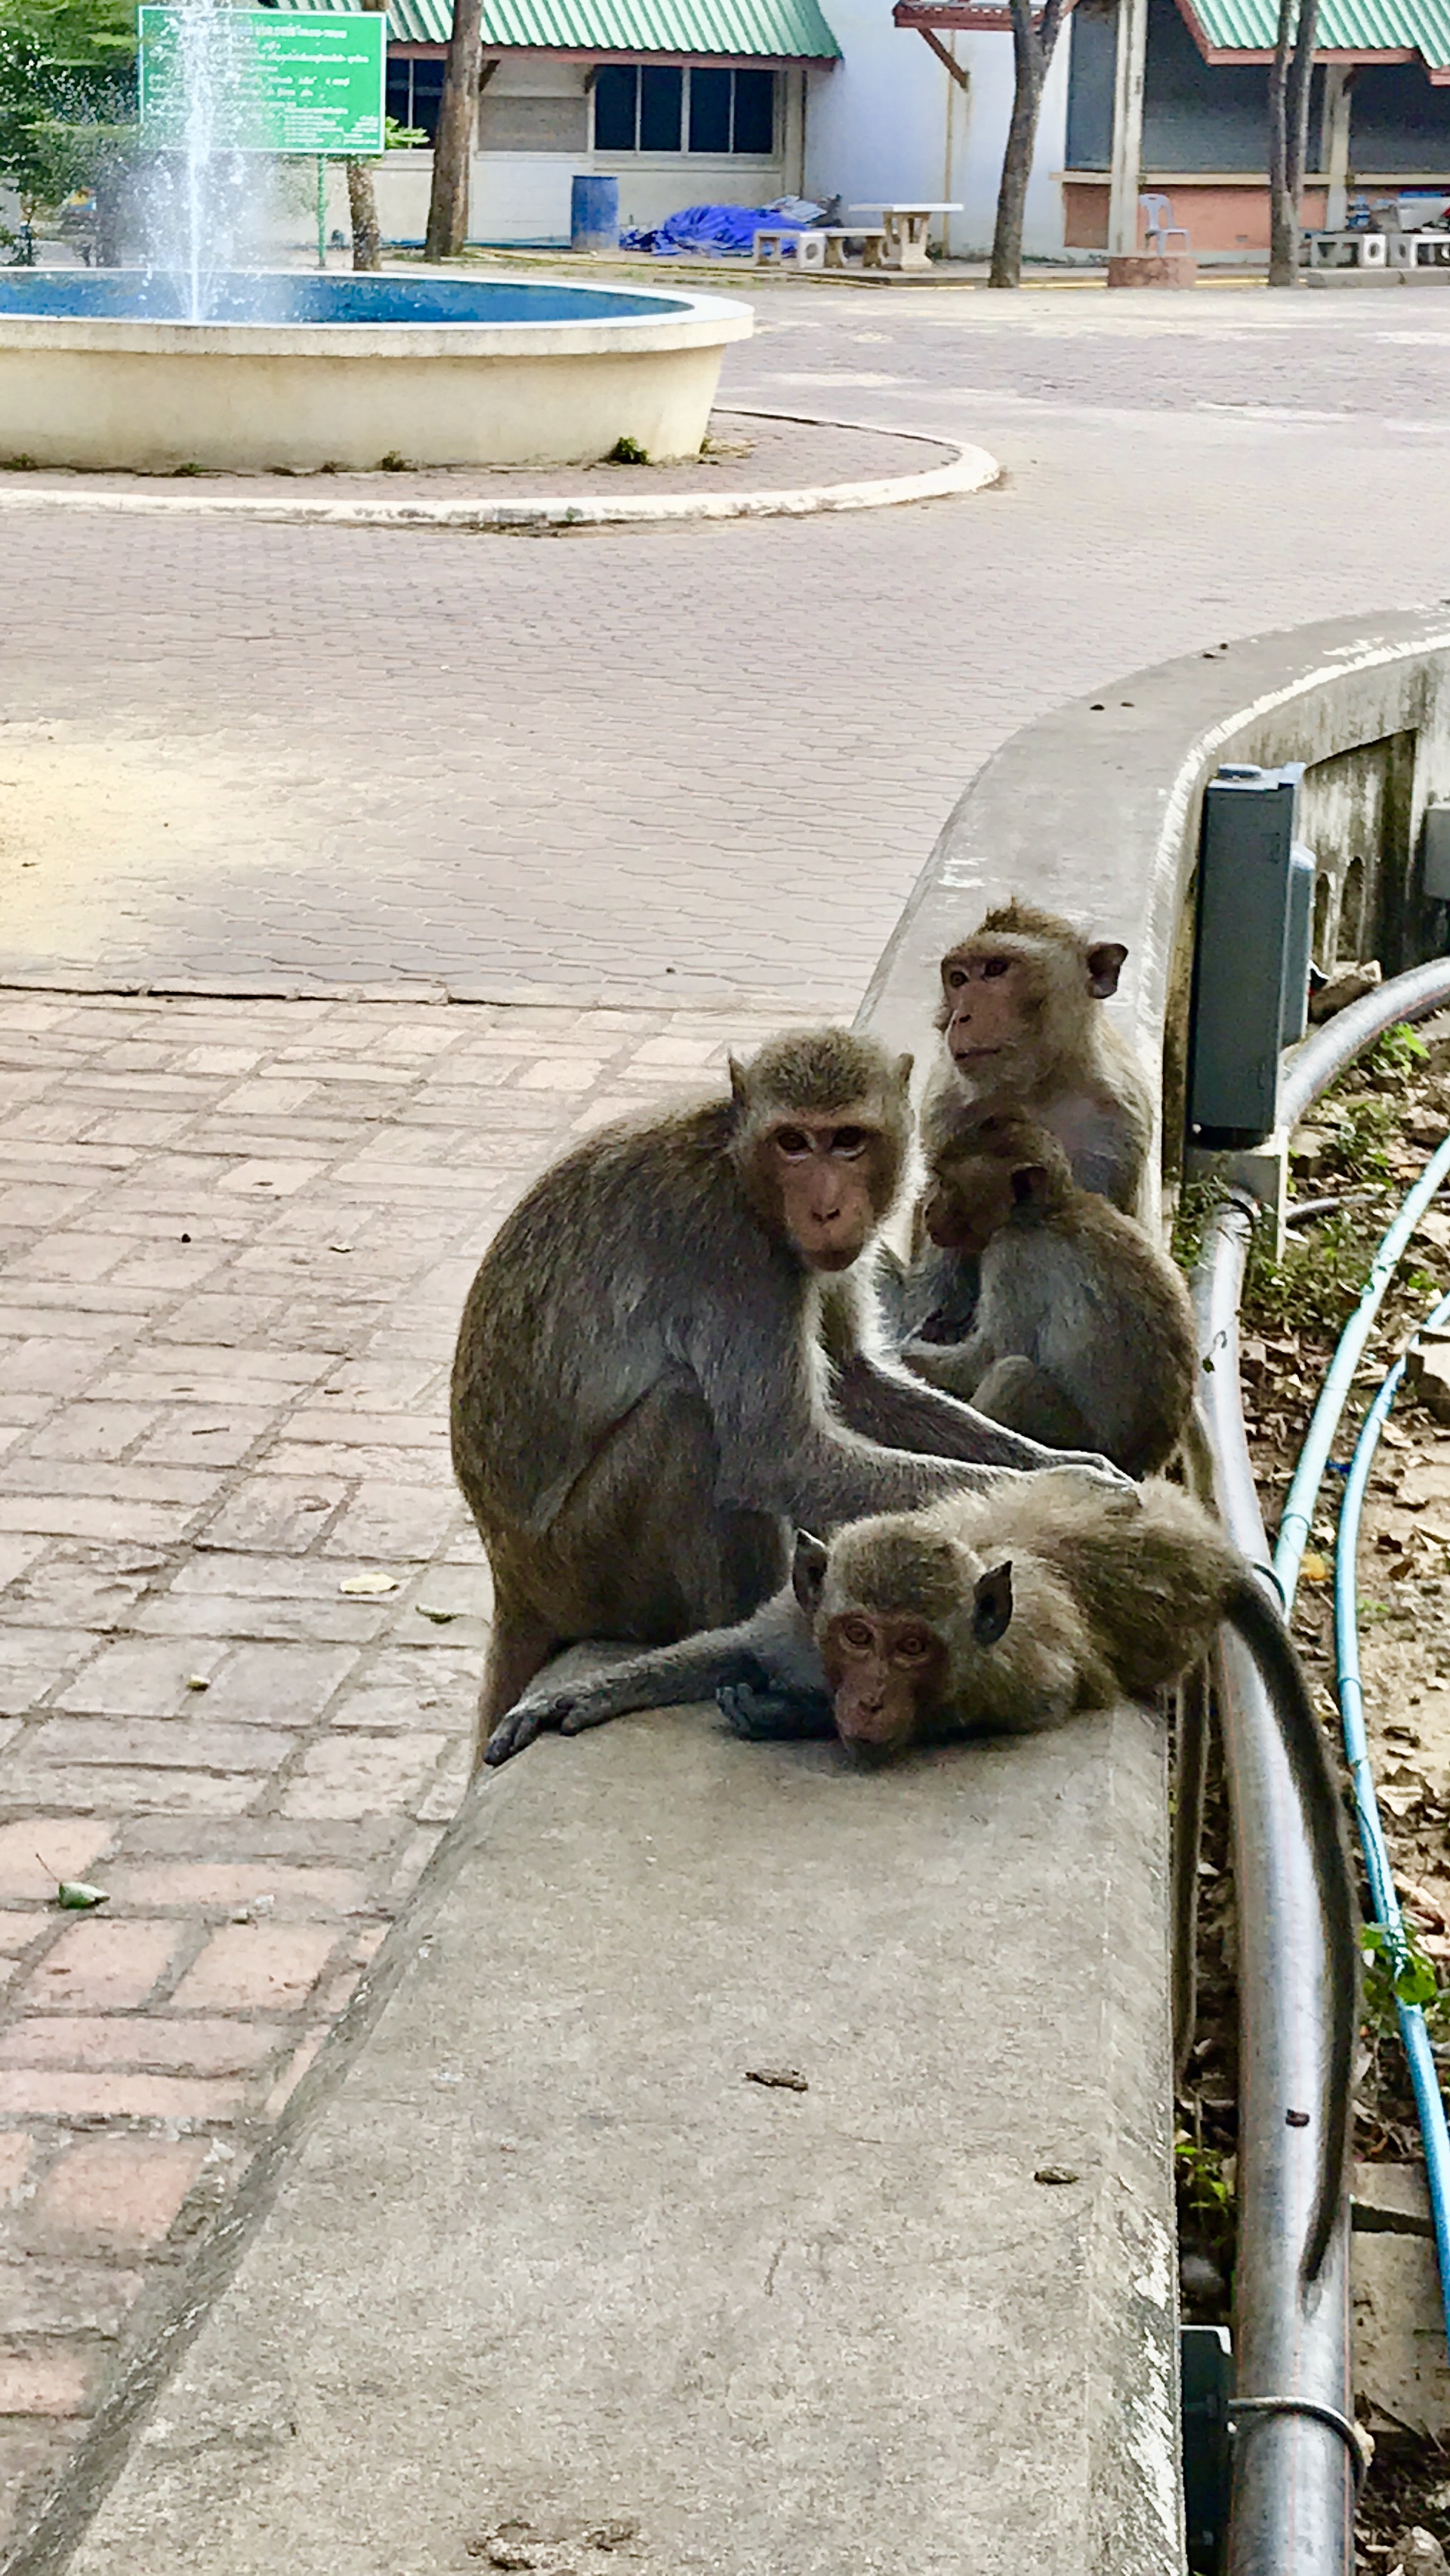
top-left (988, 0), bottom-right (1072, 288)
top-left (0, 0), bottom-right (135, 254)
top-left (343, 0), bottom-right (387, 270)
top-left (1267, 0), bottom-right (1319, 287)
top-left (423, 0), bottom-right (482, 262)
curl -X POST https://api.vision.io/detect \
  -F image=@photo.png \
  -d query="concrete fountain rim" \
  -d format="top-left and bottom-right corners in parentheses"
top-left (0, 405), bottom-right (1001, 528)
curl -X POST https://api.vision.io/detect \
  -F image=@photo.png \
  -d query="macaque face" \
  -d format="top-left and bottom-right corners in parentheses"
top-left (939, 944), bottom-right (1039, 1071)
top-left (922, 1157), bottom-right (1017, 1258)
top-left (819, 1608), bottom-right (946, 1759)
top-left (765, 1110), bottom-right (884, 1274)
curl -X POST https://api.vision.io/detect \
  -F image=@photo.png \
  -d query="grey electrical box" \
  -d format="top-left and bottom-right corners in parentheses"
top-left (1424, 802), bottom-right (1450, 901)
top-left (1281, 841), bottom-right (1317, 1047)
top-left (1188, 762), bottom-right (1311, 1151)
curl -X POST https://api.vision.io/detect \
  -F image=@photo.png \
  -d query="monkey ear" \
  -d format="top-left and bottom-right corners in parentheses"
top-left (972, 1561), bottom-right (1013, 1647)
top-left (1010, 1163), bottom-right (1050, 1207)
top-left (895, 1051), bottom-right (914, 1090)
top-left (728, 1055), bottom-right (747, 1110)
top-left (1085, 941), bottom-right (1128, 999)
top-left (791, 1530), bottom-right (830, 1612)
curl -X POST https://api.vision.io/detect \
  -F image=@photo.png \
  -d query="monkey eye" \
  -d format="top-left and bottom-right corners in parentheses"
top-left (831, 1126), bottom-right (868, 1157)
top-left (774, 1126), bottom-right (812, 1159)
top-left (981, 957), bottom-right (1010, 979)
top-left (946, 968), bottom-right (967, 990)
top-left (894, 1632), bottom-right (933, 1662)
top-left (840, 1617), bottom-right (875, 1652)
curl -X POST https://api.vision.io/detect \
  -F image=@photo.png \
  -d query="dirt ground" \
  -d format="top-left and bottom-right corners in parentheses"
top-left (1176, 1012), bottom-right (1450, 2565)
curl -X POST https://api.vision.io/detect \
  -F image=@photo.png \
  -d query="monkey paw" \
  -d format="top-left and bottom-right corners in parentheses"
top-left (717, 1679), bottom-right (837, 1742)
top-left (484, 1690), bottom-right (577, 1764)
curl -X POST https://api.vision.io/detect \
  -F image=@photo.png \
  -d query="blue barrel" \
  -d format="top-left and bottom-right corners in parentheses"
top-left (571, 174), bottom-right (619, 254)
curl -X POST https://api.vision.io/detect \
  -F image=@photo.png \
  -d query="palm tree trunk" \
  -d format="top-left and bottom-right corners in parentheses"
top-left (347, 159), bottom-right (382, 270)
top-left (1267, 0), bottom-right (1299, 286)
top-left (424, 0), bottom-right (482, 261)
top-left (988, 0), bottom-right (1064, 289)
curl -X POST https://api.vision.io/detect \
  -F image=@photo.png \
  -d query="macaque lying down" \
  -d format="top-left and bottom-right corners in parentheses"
top-left (490, 1471), bottom-right (1356, 2292)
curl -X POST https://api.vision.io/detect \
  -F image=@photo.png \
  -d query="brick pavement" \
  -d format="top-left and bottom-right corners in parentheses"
top-left (0, 986), bottom-right (804, 2558)
top-left (4, 286), bottom-right (1450, 1005)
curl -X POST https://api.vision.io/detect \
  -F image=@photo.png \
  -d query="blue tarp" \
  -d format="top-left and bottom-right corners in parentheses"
top-left (619, 197), bottom-right (822, 257)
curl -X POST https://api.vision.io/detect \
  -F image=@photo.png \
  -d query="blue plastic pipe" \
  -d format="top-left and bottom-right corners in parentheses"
top-left (1273, 1132), bottom-right (1450, 1607)
top-left (1334, 1292), bottom-right (1450, 2366)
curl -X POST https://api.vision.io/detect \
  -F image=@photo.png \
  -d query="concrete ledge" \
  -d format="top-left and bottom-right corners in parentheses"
top-left (859, 605), bottom-right (1450, 1219)
top-left (0, 409), bottom-right (998, 528)
top-left (34, 1708), bottom-right (1178, 2576)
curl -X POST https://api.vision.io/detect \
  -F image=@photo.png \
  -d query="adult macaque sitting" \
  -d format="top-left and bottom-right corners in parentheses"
top-left (921, 898), bottom-right (1154, 1214)
top-left (899, 1104), bottom-right (1199, 1478)
top-left (453, 1028), bottom-right (1125, 1769)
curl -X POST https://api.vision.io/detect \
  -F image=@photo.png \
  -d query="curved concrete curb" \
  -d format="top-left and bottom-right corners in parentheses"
top-left (0, 409), bottom-right (999, 528)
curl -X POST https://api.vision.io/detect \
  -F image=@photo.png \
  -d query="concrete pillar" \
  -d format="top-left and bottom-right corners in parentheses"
top-left (1106, 0), bottom-right (1148, 257)
top-left (782, 63), bottom-right (806, 197)
top-left (1322, 64), bottom-right (1352, 227)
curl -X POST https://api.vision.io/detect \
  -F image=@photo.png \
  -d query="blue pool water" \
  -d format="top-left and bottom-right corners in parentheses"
top-left (0, 270), bottom-right (690, 325)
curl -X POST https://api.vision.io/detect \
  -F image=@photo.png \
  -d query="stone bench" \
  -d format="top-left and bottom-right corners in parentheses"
top-left (753, 226), bottom-right (888, 272)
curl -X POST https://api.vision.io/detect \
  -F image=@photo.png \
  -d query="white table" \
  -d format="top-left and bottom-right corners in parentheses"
top-left (849, 202), bottom-right (961, 271)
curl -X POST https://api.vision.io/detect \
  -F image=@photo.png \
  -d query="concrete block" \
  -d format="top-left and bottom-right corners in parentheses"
top-left (1107, 254), bottom-right (1198, 290)
top-left (59, 1709), bottom-right (1180, 2576)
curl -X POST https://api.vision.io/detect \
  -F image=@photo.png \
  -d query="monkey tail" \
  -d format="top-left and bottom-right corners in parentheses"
top-left (1226, 1573), bottom-right (1359, 2289)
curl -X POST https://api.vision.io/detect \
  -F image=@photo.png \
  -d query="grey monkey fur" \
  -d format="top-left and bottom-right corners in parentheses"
top-left (452, 1028), bottom-right (1124, 1760)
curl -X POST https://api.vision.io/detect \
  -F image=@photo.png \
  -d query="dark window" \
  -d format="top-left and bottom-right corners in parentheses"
top-left (1351, 61), bottom-right (1450, 171)
top-left (690, 64), bottom-right (731, 152)
top-left (409, 58), bottom-right (446, 141)
top-left (385, 60), bottom-right (412, 128)
top-left (1065, 5), bottom-right (1114, 171)
top-left (593, 62), bottom-right (776, 155)
top-left (594, 62), bottom-right (638, 149)
top-left (640, 63), bottom-right (683, 149)
top-left (732, 67), bottom-right (773, 153)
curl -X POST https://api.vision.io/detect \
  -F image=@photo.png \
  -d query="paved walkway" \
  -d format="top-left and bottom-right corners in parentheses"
top-left (4, 276), bottom-right (1450, 2559)
top-left (0, 987), bottom-right (791, 2555)
top-left (4, 285), bottom-right (1450, 1005)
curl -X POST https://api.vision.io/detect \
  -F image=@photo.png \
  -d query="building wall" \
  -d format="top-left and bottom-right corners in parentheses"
top-left (804, 8), bottom-right (1072, 259)
top-left (372, 52), bottom-right (800, 245)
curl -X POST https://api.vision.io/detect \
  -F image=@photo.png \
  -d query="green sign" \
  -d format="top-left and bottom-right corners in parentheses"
top-left (139, 9), bottom-right (387, 156)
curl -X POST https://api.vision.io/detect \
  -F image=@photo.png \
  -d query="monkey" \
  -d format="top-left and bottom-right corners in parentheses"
top-left (921, 899), bottom-right (1154, 1218)
top-left (898, 1104), bottom-right (1199, 1478)
top-left (486, 1474), bottom-right (1356, 2291)
top-left (452, 1028), bottom-right (1125, 1766)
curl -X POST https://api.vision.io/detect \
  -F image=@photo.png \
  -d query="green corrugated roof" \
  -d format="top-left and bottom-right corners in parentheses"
top-left (279, 0), bottom-right (838, 55)
top-left (1182, 0), bottom-right (1450, 73)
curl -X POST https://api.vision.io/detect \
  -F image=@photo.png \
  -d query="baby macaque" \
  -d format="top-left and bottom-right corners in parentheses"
top-left (922, 900), bottom-right (1154, 1215)
top-left (488, 1474), bottom-right (1355, 2288)
top-left (901, 1105), bottom-right (1198, 1478)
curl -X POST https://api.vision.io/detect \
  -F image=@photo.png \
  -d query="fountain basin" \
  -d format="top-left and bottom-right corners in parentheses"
top-left (0, 270), bottom-right (754, 473)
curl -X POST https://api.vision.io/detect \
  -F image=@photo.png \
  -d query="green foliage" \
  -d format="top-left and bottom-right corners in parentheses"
top-left (0, 0), bottom-right (137, 215)
top-left (606, 435), bottom-right (649, 464)
top-left (383, 113), bottom-right (424, 149)
top-left (1364, 1020), bottom-right (1430, 1083)
top-left (1245, 1204), bottom-right (1376, 1339)
top-left (1170, 1174), bottom-right (1225, 1280)
top-left (1174, 2133), bottom-right (1236, 2279)
top-left (1361, 1918), bottom-right (1450, 2039)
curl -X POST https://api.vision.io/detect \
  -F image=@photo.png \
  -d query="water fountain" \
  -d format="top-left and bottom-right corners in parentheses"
top-left (0, 0), bottom-right (751, 472)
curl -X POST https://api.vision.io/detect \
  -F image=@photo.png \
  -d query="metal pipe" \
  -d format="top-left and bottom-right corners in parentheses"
top-left (1334, 1291), bottom-right (1450, 2366)
top-left (1189, 954), bottom-right (1450, 2575)
top-left (1194, 1200), bottom-right (1355, 2576)
top-left (1279, 960), bottom-right (1450, 1132)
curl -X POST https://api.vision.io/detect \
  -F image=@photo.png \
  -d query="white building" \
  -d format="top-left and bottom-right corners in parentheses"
top-left (286, 0), bottom-right (1070, 260)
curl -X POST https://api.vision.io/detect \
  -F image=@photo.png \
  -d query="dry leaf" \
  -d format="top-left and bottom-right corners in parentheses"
top-left (339, 1572), bottom-right (400, 1597)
